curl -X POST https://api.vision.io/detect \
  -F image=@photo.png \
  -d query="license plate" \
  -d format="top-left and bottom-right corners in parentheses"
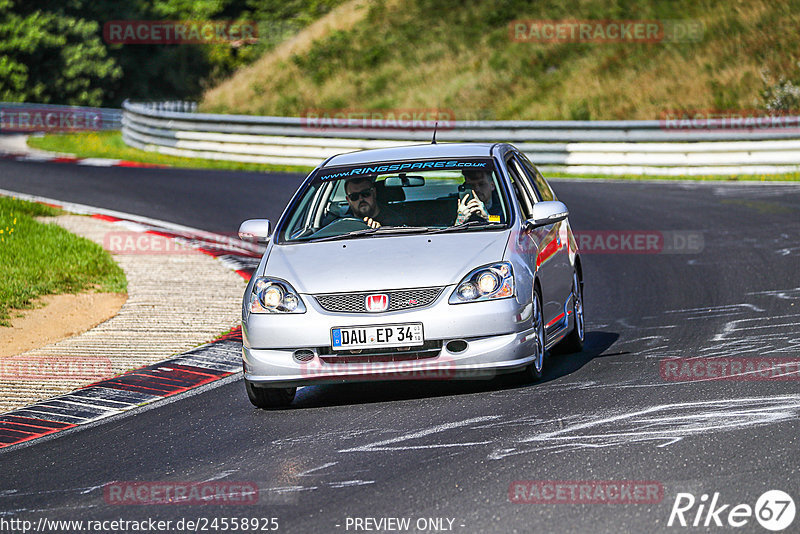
top-left (331, 323), bottom-right (424, 351)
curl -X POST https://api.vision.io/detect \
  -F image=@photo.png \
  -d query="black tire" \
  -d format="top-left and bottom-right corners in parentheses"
top-left (520, 288), bottom-right (545, 382)
top-left (245, 379), bottom-right (296, 409)
top-left (556, 270), bottom-right (585, 354)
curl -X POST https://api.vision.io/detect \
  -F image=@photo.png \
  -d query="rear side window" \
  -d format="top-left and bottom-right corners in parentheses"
top-left (516, 153), bottom-right (556, 202)
top-left (505, 155), bottom-right (536, 220)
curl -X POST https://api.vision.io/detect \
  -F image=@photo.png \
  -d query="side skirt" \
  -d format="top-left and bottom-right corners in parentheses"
top-left (544, 290), bottom-right (575, 350)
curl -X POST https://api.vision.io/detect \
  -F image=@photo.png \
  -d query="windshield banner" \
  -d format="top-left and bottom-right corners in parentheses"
top-left (318, 158), bottom-right (493, 181)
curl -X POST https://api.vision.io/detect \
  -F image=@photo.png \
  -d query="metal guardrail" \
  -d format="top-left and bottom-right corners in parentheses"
top-left (0, 102), bottom-right (123, 132)
top-left (121, 100), bottom-right (800, 175)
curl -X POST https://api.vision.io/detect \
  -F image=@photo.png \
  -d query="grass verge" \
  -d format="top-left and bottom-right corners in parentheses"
top-left (26, 131), bottom-right (314, 174)
top-left (0, 196), bottom-right (127, 326)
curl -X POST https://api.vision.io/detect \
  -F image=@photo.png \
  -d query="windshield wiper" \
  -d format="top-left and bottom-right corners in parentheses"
top-left (428, 221), bottom-right (506, 234)
top-left (307, 227), bottom-right (380, 242)
top-left (308, 225), bottom-right (432, 243)
top-left (368, 225), bottom-right (433, 234)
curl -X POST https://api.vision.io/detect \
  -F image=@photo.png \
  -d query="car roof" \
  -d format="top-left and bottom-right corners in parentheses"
top-left (322, 143), bottom-right (497, 168)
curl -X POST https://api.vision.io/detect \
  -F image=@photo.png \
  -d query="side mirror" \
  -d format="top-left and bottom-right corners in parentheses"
top-left (238, 219), bottom-right (271, 244)
top-left (525, 201), bottom-right (569, 230)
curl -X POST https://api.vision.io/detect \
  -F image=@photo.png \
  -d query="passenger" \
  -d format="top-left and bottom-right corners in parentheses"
top-left (344, 177), bottom-right (404, 228)
top-left (455, 169), bottom-right (502, 224)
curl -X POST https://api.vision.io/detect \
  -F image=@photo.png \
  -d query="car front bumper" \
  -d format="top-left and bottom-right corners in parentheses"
top-left (243, 287), bottom-right (537, 387)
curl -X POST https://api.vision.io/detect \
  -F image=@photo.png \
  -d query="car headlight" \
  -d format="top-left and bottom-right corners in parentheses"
top-left (449, 262), bottom-right (514, 304)
top-left (249, 277), bottom-right (306, 313)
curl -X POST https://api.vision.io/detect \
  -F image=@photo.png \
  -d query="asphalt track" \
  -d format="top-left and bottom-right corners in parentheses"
top-left (1, 160), bottom-right (800, 533)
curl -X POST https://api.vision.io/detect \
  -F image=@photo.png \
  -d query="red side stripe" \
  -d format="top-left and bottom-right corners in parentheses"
top-left (546, 312), bottom-right (566, 328)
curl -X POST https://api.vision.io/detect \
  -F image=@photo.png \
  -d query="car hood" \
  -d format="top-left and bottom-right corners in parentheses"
top-left (264, 231), bottom-right (511, 294)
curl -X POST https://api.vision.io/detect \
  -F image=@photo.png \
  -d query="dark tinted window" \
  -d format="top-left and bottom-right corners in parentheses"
top-left (516, 152), bottom-right (555, 202)
top-left (505, 155), bottom-right (535, 219)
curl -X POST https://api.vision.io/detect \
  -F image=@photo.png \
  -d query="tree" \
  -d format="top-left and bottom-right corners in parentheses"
top-left (0, 0), bottom-right (121, 105)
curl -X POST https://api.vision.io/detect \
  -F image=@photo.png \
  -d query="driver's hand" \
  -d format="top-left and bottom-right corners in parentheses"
top-left (363, 217), bottom-right (381, 229)
top-left (456, 191), bottom-right (488, 224)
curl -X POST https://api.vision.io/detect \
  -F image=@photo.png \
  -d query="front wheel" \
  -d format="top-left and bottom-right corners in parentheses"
top-left (245, 379), bottom-right (296, 409)
top-left (520, 288), bottom-right (545, 382)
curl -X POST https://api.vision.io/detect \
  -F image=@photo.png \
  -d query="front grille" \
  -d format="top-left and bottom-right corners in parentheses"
top-left (314, 287), bottom-right (443, 313)
top-left (318, 341), bottom-right (442, 364)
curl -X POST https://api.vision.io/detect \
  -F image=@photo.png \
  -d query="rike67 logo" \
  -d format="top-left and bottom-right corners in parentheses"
top-left (668, 490), bottom-right (795, 531)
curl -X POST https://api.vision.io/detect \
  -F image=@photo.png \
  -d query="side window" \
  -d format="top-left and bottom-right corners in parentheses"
top-left (315, 181), bottom-right (341, 225)
top-left (283, 183), bottom-right (320, 239)
top-left (330, 179), bottom-right (346, 201)
top-left (511, 157), bottom-right (541, 208)
top-left (516, 153), bottom-right (555, 202)
top-left (505, 155), bottom-right (535, 220)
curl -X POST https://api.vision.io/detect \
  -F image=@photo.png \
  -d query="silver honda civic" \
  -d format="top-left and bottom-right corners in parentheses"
top-left (238, 143), bottom-right (584, 408)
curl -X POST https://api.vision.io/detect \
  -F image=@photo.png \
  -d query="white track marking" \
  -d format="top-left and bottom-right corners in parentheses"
top-left (338, 415), bottom-right (500, 453)
top-left (328, 480), bottom-right (375, 488)
top-left (712, 314), bottom-right (800, 341)
top-left (665, 303), bottom-right (765, 314)
top-left (748, 287), bottom-right (800, 300)
top-left (489, 395), bottom-right (800, 460)
top-left (297, 462), bottom-right (338, 477)
top-left (202, 469), bottom-right (240, 483)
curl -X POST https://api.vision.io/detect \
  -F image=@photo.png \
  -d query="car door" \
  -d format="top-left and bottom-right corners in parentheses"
top-left (516, 152), bottom-right (573, 317)
top-left (517, 153), bottom-right (574, 329)
top-left (504, 154), bottom-right (561, 331)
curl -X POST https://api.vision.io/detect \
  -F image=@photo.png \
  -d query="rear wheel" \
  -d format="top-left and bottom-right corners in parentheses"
top-left (520, 288), bottom-right (545, 382)
top-left (245, 379), bottom-right (296, 409)
top-left (557, 270), bottom-right (585, 353)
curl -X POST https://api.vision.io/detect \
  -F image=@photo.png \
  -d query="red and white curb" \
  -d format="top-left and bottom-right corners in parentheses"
top-left (0, 190), bottom-right (261, 450)
top-left (0, 152), bottom-right (168, 168)
top-left (0, 328), bottom-right (244, 449)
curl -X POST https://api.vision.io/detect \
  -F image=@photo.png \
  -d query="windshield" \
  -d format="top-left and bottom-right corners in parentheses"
top-left (278, 157), bottom-right (509, 243)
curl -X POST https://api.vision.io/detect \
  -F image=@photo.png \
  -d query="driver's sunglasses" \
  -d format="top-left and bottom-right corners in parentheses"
top-left (347, 187), bottom-right (375, 201)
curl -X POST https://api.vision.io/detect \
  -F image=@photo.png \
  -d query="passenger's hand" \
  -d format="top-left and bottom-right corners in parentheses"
top-left (456, 191), bottom-right (488, 224)
top-left (363, 217), bottom-right (381, 229)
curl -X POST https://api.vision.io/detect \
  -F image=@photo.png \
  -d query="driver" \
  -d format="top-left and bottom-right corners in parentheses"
top-left (455, 169), bottom-right (502, 224)
top-left (344, 177), bottom-right (404, 228)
